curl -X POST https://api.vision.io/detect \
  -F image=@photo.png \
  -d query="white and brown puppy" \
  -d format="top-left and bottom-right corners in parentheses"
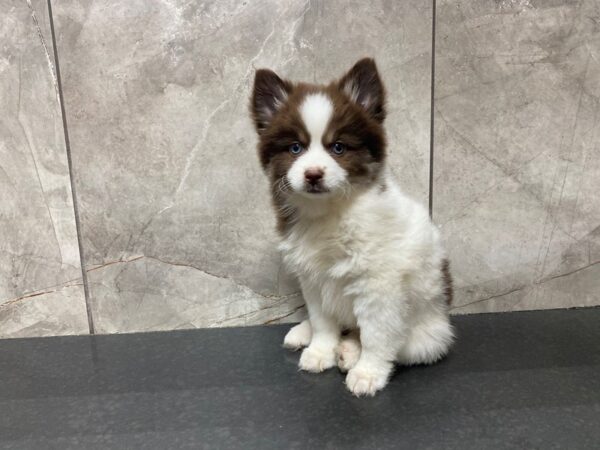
top-left (250, 58), bottom-right (453, 396)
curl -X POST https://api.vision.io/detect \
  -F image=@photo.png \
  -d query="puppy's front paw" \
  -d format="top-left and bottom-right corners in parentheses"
top-left (299, 346), bottom-right (336, 373)
top-left (283, 320), bottom-right (312, 350)
top-left (335, 338), bottom-right (361, 372)
top-left (345, 363), bottom-right (392, 397)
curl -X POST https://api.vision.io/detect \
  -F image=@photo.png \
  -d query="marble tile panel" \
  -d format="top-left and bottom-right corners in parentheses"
top-left (53, 0), bottom-right (433, 332)
top-left (435, 0), bottom-right (600, 313)
top-left (0, 0), bottom-right (88, 337)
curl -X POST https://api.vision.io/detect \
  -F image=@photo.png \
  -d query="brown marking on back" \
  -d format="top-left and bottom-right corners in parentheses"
top-left (441, 258), bottom-right (453, 306)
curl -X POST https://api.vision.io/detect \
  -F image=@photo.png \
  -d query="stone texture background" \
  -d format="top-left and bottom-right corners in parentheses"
top-left (0, 0), bottom-right (88, 338)
top-left (0, 0), bottom-right (598, 338)
top-left (435, 0), bottom-right (600, 313)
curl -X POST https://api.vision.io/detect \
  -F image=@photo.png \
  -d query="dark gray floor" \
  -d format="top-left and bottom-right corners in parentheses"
top-left (1, 308), bottom-right (599, 449)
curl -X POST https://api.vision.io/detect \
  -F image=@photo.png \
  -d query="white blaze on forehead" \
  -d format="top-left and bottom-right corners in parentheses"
top-left (287, 93), bottom-right (348, 194)
top-left (300, 93), bottom-right (334, 142)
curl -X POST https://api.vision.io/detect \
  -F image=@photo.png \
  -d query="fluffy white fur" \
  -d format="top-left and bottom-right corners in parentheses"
top-left (280, 92), bottom-right (454, 397)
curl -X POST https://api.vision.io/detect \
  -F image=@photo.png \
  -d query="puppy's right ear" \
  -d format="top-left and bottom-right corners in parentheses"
top-left (251, 69), bottom-right (292, 134)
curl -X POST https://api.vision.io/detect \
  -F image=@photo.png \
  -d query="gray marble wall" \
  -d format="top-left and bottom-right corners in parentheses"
top-left (50, 0), bottom-right (432, 334)
top-left (435, 0), bottom-right (600, 313)
top-left (0, 0), bottom-right (88, 338)
top-left (1, 0), bottom-right (598, 337)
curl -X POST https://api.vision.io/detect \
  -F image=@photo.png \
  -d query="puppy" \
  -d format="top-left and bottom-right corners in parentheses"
top-left (250, 58), bottom-right (453, 396)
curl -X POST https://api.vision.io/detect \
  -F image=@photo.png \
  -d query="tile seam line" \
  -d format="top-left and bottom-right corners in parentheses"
top-left (46, 0), bottom-right (95, 334)
top-left (428, 0), bottom-right (436, 217)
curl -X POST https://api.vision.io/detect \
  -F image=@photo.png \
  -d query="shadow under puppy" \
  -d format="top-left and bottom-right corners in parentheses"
top-left (250, 58), bottom-right (453, 396)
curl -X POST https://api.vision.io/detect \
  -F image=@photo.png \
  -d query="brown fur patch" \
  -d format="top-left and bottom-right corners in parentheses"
top-left (441, 259), bottom-right (453, 306)
top-left (269, 150), bottom-right (298, 233)
top-left (321, 83), bottom-right (386, 186)
top-left (256, 83), bottom-right (318, 169)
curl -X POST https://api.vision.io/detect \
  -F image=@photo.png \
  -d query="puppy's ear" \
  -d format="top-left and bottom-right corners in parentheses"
top-left (338, 58), bottom-right (385, 123)
top-left (251, 69), bottom-right (292, 133)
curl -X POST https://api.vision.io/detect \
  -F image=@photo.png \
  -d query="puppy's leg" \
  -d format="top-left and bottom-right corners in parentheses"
top-left (336, 330), bottom-right (361, 372)
top-left (346, 290), bottom-right (407, 396)
top-left (298, 283), bottom-right (340, 373)
top-left (283, 319), bottom-right (312, 350)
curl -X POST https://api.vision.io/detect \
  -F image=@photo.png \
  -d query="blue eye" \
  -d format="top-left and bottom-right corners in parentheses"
top-left (331, 142), bottom-right (346, 155)
top-left (289, 143), bottom-right (303, 155)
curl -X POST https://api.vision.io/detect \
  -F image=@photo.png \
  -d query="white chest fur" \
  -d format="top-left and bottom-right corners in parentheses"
top-left (278, 182), bottom-right (427, 327)
top-left (279, 215), bottom-right (360, 327)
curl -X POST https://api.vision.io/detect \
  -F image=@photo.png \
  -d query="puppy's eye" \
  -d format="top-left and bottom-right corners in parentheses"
top-left (331, 142), bottom-right (346, 155)
top-left (289, 142), bottom-right (304, 155)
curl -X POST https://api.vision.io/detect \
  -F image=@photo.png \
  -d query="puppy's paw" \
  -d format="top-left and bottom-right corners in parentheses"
top-left (335, 338), bottom-right (361, 372)
top-left (345, 363), bottom-right (392, 397)
top-left (283, 320), bottom-right (312, 350)
top-left (298, 346), bottom-right (336, 373)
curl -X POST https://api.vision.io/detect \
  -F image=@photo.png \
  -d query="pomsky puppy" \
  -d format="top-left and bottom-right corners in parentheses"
top-left (250, 58), bottom-right (453, 396)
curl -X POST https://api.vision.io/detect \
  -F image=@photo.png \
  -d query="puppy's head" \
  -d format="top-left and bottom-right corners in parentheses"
top-left (250, 58), bottom-right (386, 202)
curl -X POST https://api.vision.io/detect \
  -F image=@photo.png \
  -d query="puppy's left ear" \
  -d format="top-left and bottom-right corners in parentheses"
top-left (251, 69), bottom-right (292, 134)
top-left (338, 58), bottom-right (386, 123)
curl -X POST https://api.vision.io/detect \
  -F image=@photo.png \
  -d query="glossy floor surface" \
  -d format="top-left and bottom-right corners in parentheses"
top-left (1, 308), bottom-right (599, 449)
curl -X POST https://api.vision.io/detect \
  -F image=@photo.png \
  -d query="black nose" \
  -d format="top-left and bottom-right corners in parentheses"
top-left (304, 168), bottom-right (324, 185)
